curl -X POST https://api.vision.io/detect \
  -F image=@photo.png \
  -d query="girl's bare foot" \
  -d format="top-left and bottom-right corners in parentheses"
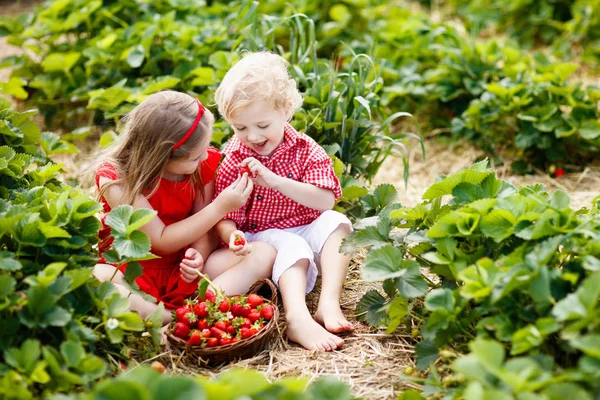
top-left (314, 302), bottom-right (354, 333)
top-left (286, 315), bottom-right (344, 351)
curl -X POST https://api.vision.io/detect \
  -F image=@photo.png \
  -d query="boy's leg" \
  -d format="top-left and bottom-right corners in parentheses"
top-left (202, 242), bottom-right (276, 295)
top-left (313, 223), bottom-right (354, 333)
top-left (94, 264), bottom-right (172, 325)
top-left (279, 260), bottom-right (344, 351)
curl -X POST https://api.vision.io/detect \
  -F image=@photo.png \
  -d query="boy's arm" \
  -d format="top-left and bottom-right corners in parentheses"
top-left (272, 178), bottom-right (335, 211)
top-left (215, 219), bottom-right (238, 243)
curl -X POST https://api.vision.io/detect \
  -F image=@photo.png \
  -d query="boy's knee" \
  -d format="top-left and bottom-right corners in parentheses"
top-left (252, 242), bottom-right (277, 266)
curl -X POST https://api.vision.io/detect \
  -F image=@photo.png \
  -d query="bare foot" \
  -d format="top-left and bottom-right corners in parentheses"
top-left (314, 302), bottom-right (354, 333)
top-left (286, 315), bottom-right (344, 351)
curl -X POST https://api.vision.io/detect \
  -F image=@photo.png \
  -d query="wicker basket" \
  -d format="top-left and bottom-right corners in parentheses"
top-left (166, 278), bottom-right (280, 365)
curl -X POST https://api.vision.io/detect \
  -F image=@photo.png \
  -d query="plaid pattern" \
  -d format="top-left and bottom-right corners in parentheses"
top-left (215, 123), bottom-right (342, 233)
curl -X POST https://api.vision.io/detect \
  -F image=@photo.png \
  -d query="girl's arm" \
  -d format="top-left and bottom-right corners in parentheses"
top-left (99, 175), bottom-right (253, 254)
top-left (191, 181), bottom-right (215, 214)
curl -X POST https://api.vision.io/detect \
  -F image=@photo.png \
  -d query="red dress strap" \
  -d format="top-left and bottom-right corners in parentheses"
top-left (199, 147), bottom-right (222, 185)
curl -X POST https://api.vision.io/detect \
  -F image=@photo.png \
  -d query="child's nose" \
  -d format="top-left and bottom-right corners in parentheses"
top-left (247, 129), bottom-right (262, 141)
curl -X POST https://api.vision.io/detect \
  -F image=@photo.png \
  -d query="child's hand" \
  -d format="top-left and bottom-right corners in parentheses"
top-left (215, 174), bottom-right (254, 213)
top-left (179, 248), bottom-right (203, 283)
top-left (229, 230), bottom-right (251, 256)
top-left (241, 158), bottom-right (281, 189)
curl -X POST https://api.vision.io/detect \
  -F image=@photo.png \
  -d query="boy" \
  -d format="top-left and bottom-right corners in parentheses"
top-left (213, 52), bottom-right (354, 351)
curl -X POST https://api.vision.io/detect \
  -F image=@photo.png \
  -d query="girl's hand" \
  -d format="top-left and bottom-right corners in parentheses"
top-left (179, 248), bottom-right (203, 283)
top-left (229, 230), bottom-right (251, 256)
top-left (241, 158), bottom-right (282, 189)
top-left (215, 173), bottom-right (254, 213)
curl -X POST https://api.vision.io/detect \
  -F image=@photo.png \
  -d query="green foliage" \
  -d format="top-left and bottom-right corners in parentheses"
top-left (345, 160), bottom-right (600, 398)
top-left (0, 102), bottom-right (162, 398)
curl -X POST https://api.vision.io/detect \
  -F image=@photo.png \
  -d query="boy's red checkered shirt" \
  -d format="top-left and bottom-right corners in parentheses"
top-left (215, 123), bottom-right (342, 232)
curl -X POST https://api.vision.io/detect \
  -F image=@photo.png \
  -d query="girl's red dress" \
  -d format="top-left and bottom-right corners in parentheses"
top-left (95, 147), bottom-right (221, 309)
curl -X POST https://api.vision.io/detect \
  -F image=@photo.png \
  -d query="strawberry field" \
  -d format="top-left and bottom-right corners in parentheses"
top-left (1, 0), bottom-right (600, 399)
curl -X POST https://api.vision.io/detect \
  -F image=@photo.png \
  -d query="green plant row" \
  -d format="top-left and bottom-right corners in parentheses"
top-left (344, 160), bottom-right (600, 398)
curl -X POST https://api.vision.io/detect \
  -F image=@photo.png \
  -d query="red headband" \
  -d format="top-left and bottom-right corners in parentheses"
top-left (172, 99), bottom-right (205, 150)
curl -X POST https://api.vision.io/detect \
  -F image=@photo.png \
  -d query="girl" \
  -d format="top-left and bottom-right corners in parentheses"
top-left (93, 90), bottom-right (276, 325)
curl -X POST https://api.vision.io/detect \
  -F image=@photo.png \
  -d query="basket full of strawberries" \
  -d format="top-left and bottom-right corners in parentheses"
top-left (166, 277), bottom-right (280, 364)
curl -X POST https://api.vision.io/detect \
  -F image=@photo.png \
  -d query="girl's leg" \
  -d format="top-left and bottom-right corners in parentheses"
top-left (279, 260), bottom-right (344, 351)
top-left (313, 223), bottom-right (354, 333)
top-left (202, 242), bottom-right (276, 295)
top-left (94, 264), bottom-right (172, 325)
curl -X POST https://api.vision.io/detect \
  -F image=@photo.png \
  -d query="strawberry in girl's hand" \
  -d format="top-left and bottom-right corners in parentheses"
top-left (188, 330), bottom-right (203, 346)
top-left (260, 304), bottom-right (274, 320)
top-left (239, 165), bottom-right (255, 178)
top-left (554, 168), bottom-right (566, 178)
top-left (233, 235), bottom-right (246, 246)
top-left (247, 294), bottom-right (263, 308)
top-left (172, 322), bottom-right (190, 339)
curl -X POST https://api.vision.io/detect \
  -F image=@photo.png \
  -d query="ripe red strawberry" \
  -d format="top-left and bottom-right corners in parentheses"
top-left (199, 289), bottom-right (216, 303)
top-left (181, 311), bottom-right (197, 327)
top-left (188, 330), bottom-right (203, 346)
top-left (240, 327), bottom-right (253, 339)
top-left (239, 305), bottom-right (251, 318)
top-left (242, 318), bottom-right (252, 328)
top-left (249, 327), bottom-right (258, 336)
top-left (197, 319), bottom-right (209, 330)
top-left (172, 322), bottom-right (190, 339)
top-left (231, 303), bottom-right (244, 317)
top-left (210, 327), bottom-right (225, 339)
top-left (260, 304), bottom-right (274, 320)
top-left (554, 168), bottom-right (566, 178)
top-left (175, 306), bottom-right (191, 322)
top-left (220, 335), bottom-right (233, 346)
top-left (193, 302), bottom-right (209, 318)
top-left (206, 337), bottom-right (218, 347)
top-left (239, 165), bottom-right (255, 178)
top-left (247, 294), bottom-right (263, 308)
top-left (226, 325), bottom-right (236, 335)
top-left (248, 310), bottom-right (261, 323)
top-left (214, 321), bottom-right (227, 331)
top-left (233, 235), bottom-right (245, 246)
top-left (218, 299), bottom-right (230, 313)
top-left (230, 337), bottom-right (238, 344)
top-left (201, 329), bottom-right (211, 338)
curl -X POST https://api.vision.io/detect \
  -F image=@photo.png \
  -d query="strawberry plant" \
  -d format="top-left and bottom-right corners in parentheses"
top-left (346, 160), bottom-right (600, 397)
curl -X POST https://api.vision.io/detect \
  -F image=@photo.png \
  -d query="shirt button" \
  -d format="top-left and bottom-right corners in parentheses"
top-left (287, 173), bottom-right (294, 178)
top-left (250, 223), bottom-right (257, 229)
top-left (256, 194), bottom-right (263, 200)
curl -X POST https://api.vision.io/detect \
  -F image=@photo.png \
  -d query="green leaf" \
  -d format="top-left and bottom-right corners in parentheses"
top-left (424, 289), bottom-right (455, 313)
top-left (469, 338), bottom-right (505, 370)
top-left (99, 130), bottom-right (118, 148)
top-left (361, 245), bottom-right (407, 281)
top-left (549, 190), bottom-right (570, 209)
top-left (387, 296), bottom-right (408, 333)
top-left (570, 335), bottom-right (600, 359)
top-left (310, 376), bottom-right (352, 400)
top-left (480, 209), bottom-right (517, 242)
top-left (579, 120), bottom-right (600, 140)
top-left (396, 262), bottom-right (428, 298)
top-left (415, 340), bottom-right (438, 370)
top-left (510, 325), bottom-right (543, 355)
top-left (0, 275), bottom-right (16, 298)
top-left (105, 205), bottom-right (132, 236)
top-left (113, 230), bottom-right (151, 259)
top-left (355, 290), bottom-right (387, 327)
top-left (152, 376), bottom-right (206, 400)
top-left (126, 45), bottom-right (145, 68)
top-left (61, 341), bottom-right (85, 367)
top-left (127, 208), bottom-right (156, 234)
top-left (41, 52), bottom-right (80, 72)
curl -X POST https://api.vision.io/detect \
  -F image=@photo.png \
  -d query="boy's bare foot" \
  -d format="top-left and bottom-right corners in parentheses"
top-left (314, 302), bottom-right (354, 333)
top-left (286, 315), bottom-right (344, 351)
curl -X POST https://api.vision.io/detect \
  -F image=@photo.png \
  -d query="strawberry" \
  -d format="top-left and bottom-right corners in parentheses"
top-left (248, 310), bottom-right (261, 323)
top-left (151, 361), bottom-right (165, 374)
top-left (239, 305), bottom-right (251, 318)
top-left (206, 337), bottom-right (219, 347)
top-left (218, 299), bottom-right (230, 313)
top-left (247, 294), bottom-right (263, 308)
top-left (193, 302), bottom-right (209, 318)
top-left (197, 319), bottom-right (209, 330)
top-left (187, 330), bottom-right (203, 346)
top-left (230, 337), bottom-right (238, 344)
top-left (226, 325), bottom-right (236, 335)
top-left (242, 318), bottom-right (252, 328)
top-left (182, 311), bottom-right (197, 327)
top-left (240, 327), bottom-right (253, 339)
top-left (201, 329), bottom-right (211, 338)
top-left (172, 322), bottom-right (190, 339)
top-left (554, 168), bottom-right (566, 178)
top-left (239, 165), bottom-right (255, 178)
top-left (260, 304), bottom-right (274, 320)
top-left (204, 289), bottom-right (216, 303)
top-left (231, 303), bottom-right (244, 317)
top-left (220, 335), bottom-right (233, 346)
top-left (210, 327), bottom-right (225, 339)
top-left (214, 320), bottom-right (227, 331)
top-left (249, 327), bottom-right (258, 336)
top-left (233, 235), bottom-right (245, 246)
top-left (175, 306), bottom-right (191, 322)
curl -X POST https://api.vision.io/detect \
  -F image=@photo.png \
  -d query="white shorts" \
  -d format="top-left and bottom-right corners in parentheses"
top-left (245, 210), bottom-right (352, 293)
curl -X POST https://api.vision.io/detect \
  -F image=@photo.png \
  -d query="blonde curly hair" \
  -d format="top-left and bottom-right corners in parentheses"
top-left (214, 51), bottom-right (303, 121)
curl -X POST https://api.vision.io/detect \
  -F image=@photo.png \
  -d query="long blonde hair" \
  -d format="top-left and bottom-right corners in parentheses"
top-left (97, 90), bottom-right (214, 205)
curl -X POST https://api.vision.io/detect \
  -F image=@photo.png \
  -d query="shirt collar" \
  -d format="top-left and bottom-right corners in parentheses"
top-left (229, 123), bottom-right (304, 160)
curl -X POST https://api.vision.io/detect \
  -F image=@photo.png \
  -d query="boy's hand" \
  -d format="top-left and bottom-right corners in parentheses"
top-left (241, 158), bottom-right (282, 189)
top-left (229, 230), bottom-right (251, 256)
top-left (215, 173), bottom-right (254, 213)
top-left (179, 248), bottom-right (203, 283)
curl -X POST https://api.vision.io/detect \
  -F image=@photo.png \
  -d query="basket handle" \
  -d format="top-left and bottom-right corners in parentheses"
top-left (248, 278), bottom-right (278, 306)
